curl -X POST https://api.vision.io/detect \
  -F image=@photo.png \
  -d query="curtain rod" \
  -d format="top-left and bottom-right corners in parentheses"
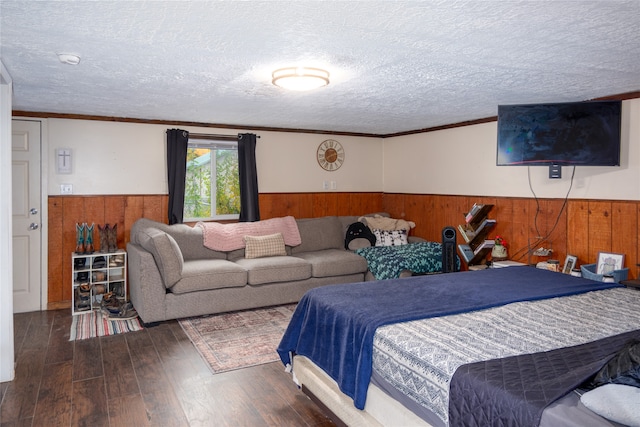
top-left (189, 132), bottom-right (238, 141)
top-left (189, 132), bottom-right (261, 141)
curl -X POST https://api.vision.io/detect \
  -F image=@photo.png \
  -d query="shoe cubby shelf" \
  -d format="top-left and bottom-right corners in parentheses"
top-left (72, 250), bottom-right (127, 315)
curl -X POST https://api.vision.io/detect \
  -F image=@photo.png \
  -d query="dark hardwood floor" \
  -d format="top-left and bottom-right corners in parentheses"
top-left (0, 309), bottom-right (336, 426)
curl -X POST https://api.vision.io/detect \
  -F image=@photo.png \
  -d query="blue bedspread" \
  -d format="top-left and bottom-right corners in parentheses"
top-left (277, 267), bottom-right (621, 410)
top-left (355, 241), bottom-right (460, 279)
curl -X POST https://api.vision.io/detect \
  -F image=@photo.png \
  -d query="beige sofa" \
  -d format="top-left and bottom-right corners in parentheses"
top-left (127, 215), bottom-right (375, 323)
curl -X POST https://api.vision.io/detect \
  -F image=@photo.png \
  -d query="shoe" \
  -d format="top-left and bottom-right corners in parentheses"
top-left (74, 288), bottom-right (91, 311)
top-left (111, 282), bottom-right (124, 298)
top-left (92, 256), bottom-right (106, 268)
top-left (75, 271), bottom-right (89, 283)
top-left (109, 254), bottom-right (124, 267)
top-left (98, 224), bottom-right (110, 253)
top-left (75, 223), bottom-right (85, 254)
top-left (103, 302), bottom-right (138, 320)
top-left (100, 292), bottom-right (121, 314)
top-left (84, 223), bottom-right (95, 254)
top-left (108, 224), bottom-right (118, 252)
top-left (74, 258), bottom-right (86, 269)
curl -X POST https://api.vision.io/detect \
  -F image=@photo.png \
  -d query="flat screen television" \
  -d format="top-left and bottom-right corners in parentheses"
top-left (496, 100), bottom-right (621, 166)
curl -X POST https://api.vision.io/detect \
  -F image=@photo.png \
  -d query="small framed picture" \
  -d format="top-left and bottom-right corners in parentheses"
top-left (596, 252), bottom-right (625, 275)
top-left (562, 255), bottom-right (578, 274)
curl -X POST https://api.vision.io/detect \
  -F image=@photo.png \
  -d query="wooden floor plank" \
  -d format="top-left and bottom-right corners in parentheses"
top-left (100, 334), bottom-right (140, 399)
top-left (71, 377), bottom-right (109, 427)
top-left (261, 362), bottom-right (335, 426)
top-left (239, 363), bottom-right (312, 426)
top-left (73, 337), bottom-right (103, 382)
top-left (32, 361), bottom-right (73, 426)
top-left (0, 349), bottom-right (46, 423)
top-left (45, 311), bottom-right (74, 365)
top-left (108, 395), bottom-right (150, 427)
top-left (126, 330), bottom-right (190, 427)
top-left (1, 309), bottom-right (335, 427)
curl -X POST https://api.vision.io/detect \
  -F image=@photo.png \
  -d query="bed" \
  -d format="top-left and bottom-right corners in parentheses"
top-left (277, 267), bottom-right (640, 426)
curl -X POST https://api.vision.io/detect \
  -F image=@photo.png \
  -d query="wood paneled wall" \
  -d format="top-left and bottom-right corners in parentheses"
top-left (48, 195), bottom-right (169, 303)
top-left (47, 192), bottom-right (639, 305)
top-left (382, 194), bottom-right (639, 279)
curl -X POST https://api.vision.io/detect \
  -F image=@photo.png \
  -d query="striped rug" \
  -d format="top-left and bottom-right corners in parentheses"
top-left (69, 310), bottom-right (143, 341)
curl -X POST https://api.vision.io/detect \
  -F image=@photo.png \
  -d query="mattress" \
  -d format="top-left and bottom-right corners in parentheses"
top-left (372, 287), bottom-right (640, 426)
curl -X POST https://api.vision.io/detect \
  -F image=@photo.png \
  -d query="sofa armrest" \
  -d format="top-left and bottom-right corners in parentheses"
top-left (127, 242), bottom-right (168, 323)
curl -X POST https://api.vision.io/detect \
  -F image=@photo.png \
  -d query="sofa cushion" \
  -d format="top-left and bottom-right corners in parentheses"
top-left (294, 249), bottom-right (368, 278)
top-left (170, 259), bottom-right (247, 294)
top-left (234, 256), bottom-right (311, 285)
top-left (137, 227), bottom-right (184, 288)
top-left (291, 216), bottom-right (344, 254)
top-left (244, 233), bottom-right (287, 259)
top-left (131, 218), bottom-right (226, 261)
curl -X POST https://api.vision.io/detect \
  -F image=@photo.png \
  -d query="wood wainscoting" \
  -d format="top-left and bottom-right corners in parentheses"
top-left (47, 192), bottom-right (638, 305)
top-left (382, 194), bottom-right (639, 279)
top-left (46, 192), bottom-right (382, 305)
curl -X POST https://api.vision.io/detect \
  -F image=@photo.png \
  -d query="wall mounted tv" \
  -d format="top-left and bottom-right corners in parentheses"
top-left (496, 100), bottom-right (621, 166)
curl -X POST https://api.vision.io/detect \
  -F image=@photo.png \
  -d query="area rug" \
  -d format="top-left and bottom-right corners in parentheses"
top-left (69, 310), bottom-right (143, 341)
top-left (178, 304), bottom-right (296, 374)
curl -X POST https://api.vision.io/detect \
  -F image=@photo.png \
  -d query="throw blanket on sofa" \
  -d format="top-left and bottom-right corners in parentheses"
top-left (355, 241), bottom-right (460, 279)
top-left (196, 216), bottom-right (302, 251)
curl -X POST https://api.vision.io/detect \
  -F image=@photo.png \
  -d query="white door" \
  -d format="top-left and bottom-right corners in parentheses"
top-left (12, 119), bottom-right (42, 313)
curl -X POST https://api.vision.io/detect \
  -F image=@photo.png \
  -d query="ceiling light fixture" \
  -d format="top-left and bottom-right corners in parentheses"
top-left (272, 67), bottom-right (330, 91)
top-left (57, 53), bottom-right (81, 65)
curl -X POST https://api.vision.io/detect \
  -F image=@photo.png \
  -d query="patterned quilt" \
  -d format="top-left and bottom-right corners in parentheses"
top-left (373, 287), bottom-right (640, 426)
top-left (355, 241), bottom-right (460, 279)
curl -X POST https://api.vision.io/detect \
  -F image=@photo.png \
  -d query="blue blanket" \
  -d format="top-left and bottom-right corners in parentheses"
top-left (277, 267), bottom-right (621, 410)
top-left (355, 241), bottom-right (460, 279)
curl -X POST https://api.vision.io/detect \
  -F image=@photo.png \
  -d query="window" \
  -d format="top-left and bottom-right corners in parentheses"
top-left (184, 139), bottom-right (240, 221)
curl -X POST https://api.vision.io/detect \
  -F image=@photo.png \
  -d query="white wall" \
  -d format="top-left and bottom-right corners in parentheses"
top-left (44, 98), bottom-right (640, 200)
top-left (46, 119), bottom-right (383, 195)
top-left (1, 61), bottom-right (15, 382)
top-left (384, 98), bottom-right (640, 200)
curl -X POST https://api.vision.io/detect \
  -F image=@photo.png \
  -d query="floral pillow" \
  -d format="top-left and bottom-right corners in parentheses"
top-left (373, 229), bottom-right (408, 246)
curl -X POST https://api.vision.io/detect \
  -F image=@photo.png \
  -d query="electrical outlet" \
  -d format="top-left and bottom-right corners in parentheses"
top-left (330, 181), bottom-right (337, 190)
top-left (322, 181), bottom-right (329, 190)
top-left (60, 184), bottom-right (73, 195)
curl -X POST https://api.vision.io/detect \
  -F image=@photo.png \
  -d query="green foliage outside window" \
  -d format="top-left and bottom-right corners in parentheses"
top-left (184, 146), bottom-right (240, 220)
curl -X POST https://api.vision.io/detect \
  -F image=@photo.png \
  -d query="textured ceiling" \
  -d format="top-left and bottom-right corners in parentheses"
top-left (1, 1), bottom-right (639, 136)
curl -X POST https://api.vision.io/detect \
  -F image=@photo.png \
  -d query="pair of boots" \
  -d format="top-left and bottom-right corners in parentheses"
top-left (75, 223), bottom-right (95, 254)
top-left (98, 224), bottom-right (118, 253)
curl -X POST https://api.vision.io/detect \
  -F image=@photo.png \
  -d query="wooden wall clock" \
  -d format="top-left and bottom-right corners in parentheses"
top-left (317, 139), bottom-right (345, 171)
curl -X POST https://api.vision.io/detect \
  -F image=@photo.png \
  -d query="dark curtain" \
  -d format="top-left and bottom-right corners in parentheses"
top-left (238, 133), bottom-right (260, 222)
top-left (166, 129), bottom-right (189, 224)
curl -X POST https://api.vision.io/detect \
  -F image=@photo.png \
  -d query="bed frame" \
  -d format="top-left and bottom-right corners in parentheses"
top-left (293, 355), bottom-right (431, 427)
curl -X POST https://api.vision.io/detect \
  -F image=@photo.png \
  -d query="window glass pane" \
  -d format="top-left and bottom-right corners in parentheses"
top-left (184, 141), bottom-right (239, 221)
top-left (215, 148), bottom-right (240, 216)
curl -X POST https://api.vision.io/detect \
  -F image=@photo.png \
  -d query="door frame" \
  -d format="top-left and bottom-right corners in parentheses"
top-left (12, 117), bottom-right (49, 310)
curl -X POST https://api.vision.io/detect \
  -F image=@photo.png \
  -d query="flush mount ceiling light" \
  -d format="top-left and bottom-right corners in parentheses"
top-left (57, 53), bottom-right (81, 65)
top-left (272, 67), bottom-right (330, 91)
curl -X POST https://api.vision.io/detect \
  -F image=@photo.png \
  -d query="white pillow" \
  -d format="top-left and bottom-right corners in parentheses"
top-left (373, 229), bottom-right (408, 246)
top-left (580, 384), bottom-right (640, 427)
